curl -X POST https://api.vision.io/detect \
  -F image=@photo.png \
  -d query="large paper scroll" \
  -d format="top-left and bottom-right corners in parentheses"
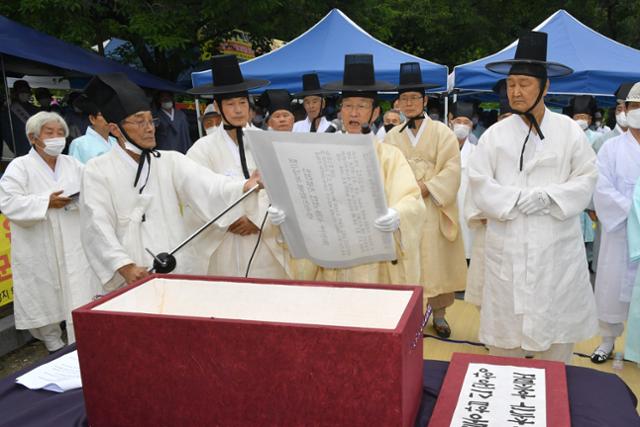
top-left (245, 130), bottom-right (395, 268)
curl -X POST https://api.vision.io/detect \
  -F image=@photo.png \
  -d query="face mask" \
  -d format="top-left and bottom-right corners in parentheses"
top-left (595, 121), bottom-right (602, 128)
top-left (161, 101), bottom-right (173, 110)
top-left (453, 123), bottom-right (471, 140)
top-left (626, 109), bottom-right (640, 129)
top-left (205, 126), bottom-right (216, 135)
top-left (384, 124), bottom-right (395, 132)
top-left (124, 140), bottom-right (143, 155)
top-left (575, 119), bottom-right (589, 130)
top-left (41, 137), bottom-right (66, 156)
top-left (18, 93), bottom-right (30, 103)
top-left (616, 112), bottom-right (628, 128)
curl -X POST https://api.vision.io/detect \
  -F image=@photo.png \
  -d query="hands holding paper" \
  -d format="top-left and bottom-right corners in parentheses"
top-left (517, 187), bottom-right (551, 215)
top-left (374, 208), bottom-right (400, 232)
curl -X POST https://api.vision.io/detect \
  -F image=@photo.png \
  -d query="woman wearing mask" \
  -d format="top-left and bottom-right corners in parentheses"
top-left (0, 112), bottom-right (101, 351)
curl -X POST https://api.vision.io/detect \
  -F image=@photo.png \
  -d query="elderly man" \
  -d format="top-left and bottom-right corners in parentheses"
top-left (466, 31), bottom-right (598, 363)
top-left (68, 96), bottom-right (117, 163)
top-left (271, 54), bottom-right (425, 287)
top-left (375, 109), bottom-right (404, 139)
top-left (261, 89), bottom-right (295, 132)
top-left (590, 82), bottom-right (640, 363)
top-left (385, 62), bottom-right (467, 338)
top-left (292, 73), bottom-right (333, 133)
top-left (0, 112), bottom-right (101, 349)
top-left (185, 55), bottom-right (288, 279)
top-left (80, 73), bottom-right (261, 291)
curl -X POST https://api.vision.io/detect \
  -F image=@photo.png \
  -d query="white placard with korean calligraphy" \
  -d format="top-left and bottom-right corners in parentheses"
top-left (244, 130), bottom-right (395, 268)
top-left (450, 363), bottom-right (547, 427)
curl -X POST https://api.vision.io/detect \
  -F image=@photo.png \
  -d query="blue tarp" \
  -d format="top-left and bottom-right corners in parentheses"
top-left (191, 9), bottom-right (448, 93)
top-left (453, 10), bottom-right (640, 97)
top-left (0, 15), bottom-right (182, 92)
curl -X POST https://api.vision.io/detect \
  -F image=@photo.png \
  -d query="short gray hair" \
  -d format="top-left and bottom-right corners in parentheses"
top-left (384, 109), bottom-right (405, 122)
top-left (25, 111), bottom-right (69, 140)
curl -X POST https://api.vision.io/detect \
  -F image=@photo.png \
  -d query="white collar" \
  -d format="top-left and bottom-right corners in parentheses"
top-left (406, 117), bottom-right (428, 147)
top-left (29, 147), bottom-right (60, 181)
top-left (161, 108), bottom-right (174, 121)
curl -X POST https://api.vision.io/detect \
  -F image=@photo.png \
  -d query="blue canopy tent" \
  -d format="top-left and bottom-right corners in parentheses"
top-left (191, 9), bottom-right (448, 93)
top-left (452, 10), bottom-right (640, 101)
top-left (0, 15), bottom-right (182, 92)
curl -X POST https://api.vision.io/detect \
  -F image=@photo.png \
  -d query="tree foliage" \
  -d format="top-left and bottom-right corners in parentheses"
top-left (0, 0), bottom-right (638, 82)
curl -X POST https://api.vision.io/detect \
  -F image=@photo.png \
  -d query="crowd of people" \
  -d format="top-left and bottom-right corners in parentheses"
top-left (0, 30), bottom-right (638, 370)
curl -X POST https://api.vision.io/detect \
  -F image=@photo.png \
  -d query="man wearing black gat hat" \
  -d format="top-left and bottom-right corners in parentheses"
top-left (80, 72), bottom-right (261, 289)
top-left (466, 31), bottom-right (599, 362)
top-left (385, 62), bottom-right (467, 338)
top-left (260, 89), bottom-right (295, 132)
top-left (268, 54), bottom-right (425, 287)
top-left (186, 55), bottom-right (287, 279)
top-left (292, 73), bottom-right (333, 133)
top-left (593, 82), bottom-right (634, 153)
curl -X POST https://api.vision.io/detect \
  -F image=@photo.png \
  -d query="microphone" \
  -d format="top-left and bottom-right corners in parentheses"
top-left (324, 118), bottom-right (342, 133)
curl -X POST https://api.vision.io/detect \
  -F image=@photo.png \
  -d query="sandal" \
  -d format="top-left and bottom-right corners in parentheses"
top-left (590, 346), bottom-right (613, 364)
top-left (433, 318), bottom-right (451, 338)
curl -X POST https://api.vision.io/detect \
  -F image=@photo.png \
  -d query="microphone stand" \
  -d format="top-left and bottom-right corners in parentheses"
top-left (145, 184), bottom-right (260, 273)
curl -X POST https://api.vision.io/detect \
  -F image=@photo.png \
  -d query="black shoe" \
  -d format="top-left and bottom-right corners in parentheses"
top-left (433, 318), bottom-right (451, 338)
top-left (590, 346), bottom-right (613, 364)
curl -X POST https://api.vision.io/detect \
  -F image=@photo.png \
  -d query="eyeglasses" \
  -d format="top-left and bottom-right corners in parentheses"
top-left (122, 118), bottom-right (158, 129)
top-left (341, 103), bottom-right (373, 112)
top-left (398, 95), bottom-right (424, 104)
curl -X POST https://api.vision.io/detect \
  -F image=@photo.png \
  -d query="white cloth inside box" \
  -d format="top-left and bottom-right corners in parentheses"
top-left (93, 278), bottom-right (413, 330)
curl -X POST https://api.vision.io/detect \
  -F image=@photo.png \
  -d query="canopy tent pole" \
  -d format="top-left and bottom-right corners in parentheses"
top-left (444, 93), bottom-right (449, 126)
top-left (195, 98), bottom-right (202, 138)
top-left (0, 54), bottom-right (17, 157)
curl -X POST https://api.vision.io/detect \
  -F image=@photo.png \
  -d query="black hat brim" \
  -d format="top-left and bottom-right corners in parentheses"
top-left (322, 80), bottom-right (397, 92)
top-left (486, 59), bottom-right (573, 78)
top-left (293, 88), bottom-right (337, 98)
top-left (188, 79), bottom-right (269, 95)
top-left (396, 82), bottom-right (440, 91)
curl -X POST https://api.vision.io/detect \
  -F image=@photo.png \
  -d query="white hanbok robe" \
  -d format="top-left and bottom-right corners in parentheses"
top-left (466, 110), bottom-right (598, 350)
top-left (593, 131), bottom-right (640, 324)
top-left (81, 143), bottom-right (245, 291)
top-left (0, 149), bottom-right (101, 335)
top-left (457, 138), bottom-right (476, 259)
top-left (185, 127), bottom-right (289, 278)
top-left (292, 116), bottom-right (330, 133)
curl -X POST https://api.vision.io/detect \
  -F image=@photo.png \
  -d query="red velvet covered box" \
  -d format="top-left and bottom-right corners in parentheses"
top-left (73, 274), bottom-right (424, 427)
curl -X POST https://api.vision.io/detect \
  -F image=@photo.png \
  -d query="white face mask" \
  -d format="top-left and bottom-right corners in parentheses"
top-left (41, 137), bottom-right (66, 156)
top-left (18, 93), bottom-right (30, 103)
top-left (453, 123), bottom-right (471, 140)
top-left (575, 119), bottom-right (589, 130)
top-left (595, 120), bottom-right (602, 127)
top-left (616, 111), bottom-right (628, 128)
top-left (626, 109), bottom-right (640, 129)
top-left (205, 126), bottom-right (216, 135)
top-left (124, 140), bottom-right (143, 155)
top-left (161, 101), bottom-right (173, 110)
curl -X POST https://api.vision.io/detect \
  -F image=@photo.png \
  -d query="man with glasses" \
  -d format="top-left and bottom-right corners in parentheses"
top-left (292, 73), bottom-right (333, 133)
top-left (80, 73), bottom-right (261, 291)
top-left (269, 54), bottom-right (425, 286)
top-left (385, 62), bottom-right (466, 338)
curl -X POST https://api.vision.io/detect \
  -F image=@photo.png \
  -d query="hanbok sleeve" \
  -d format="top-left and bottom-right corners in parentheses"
top-left (545, 133), bottom-right (598, 221)
top-left (424, 129), bottom-right (461, 207)
top-left (593, 141), bottom-right (631, 232)
top-left (628, 180), bottom-right (640, 263)
top-left (0, 159), bottom-right (50, 227)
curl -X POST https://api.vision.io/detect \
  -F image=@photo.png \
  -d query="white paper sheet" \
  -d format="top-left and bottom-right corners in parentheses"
top-left (16, 350), bottom-right (82, 393)
top-left (450, 363), bottom-right (547, 427)
top-left (245, 130), bottom-right (395, 268)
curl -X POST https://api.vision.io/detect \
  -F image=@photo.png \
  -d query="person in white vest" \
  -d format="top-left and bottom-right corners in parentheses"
top-left (186, 55), bottom-right (289, 279)
top-left (0, 111), bottom-right (101, 350)
top-left (80, 73), bottom-right (261, 291)
top-left (466, 31), bottom-right (598, 363)
top-left (590, 81), bottom-right (640, 363)
top-left (292, 73), bottom-right (333, 133)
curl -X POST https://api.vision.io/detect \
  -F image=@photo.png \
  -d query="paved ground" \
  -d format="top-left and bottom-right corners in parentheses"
top-left (0, 339), bottom-right (48, 378)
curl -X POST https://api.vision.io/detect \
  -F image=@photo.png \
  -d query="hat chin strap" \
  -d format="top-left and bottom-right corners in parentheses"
top-left (309, 97), bottom-right (325, 133)
top-left (511, 80), bottom-right (546, 171)
top-left (220, 107), bottom-right (250, 179)
top-left (118, 126), bottom-right (160, 194)
top-left (399, 94), bottom-right (425, 133)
